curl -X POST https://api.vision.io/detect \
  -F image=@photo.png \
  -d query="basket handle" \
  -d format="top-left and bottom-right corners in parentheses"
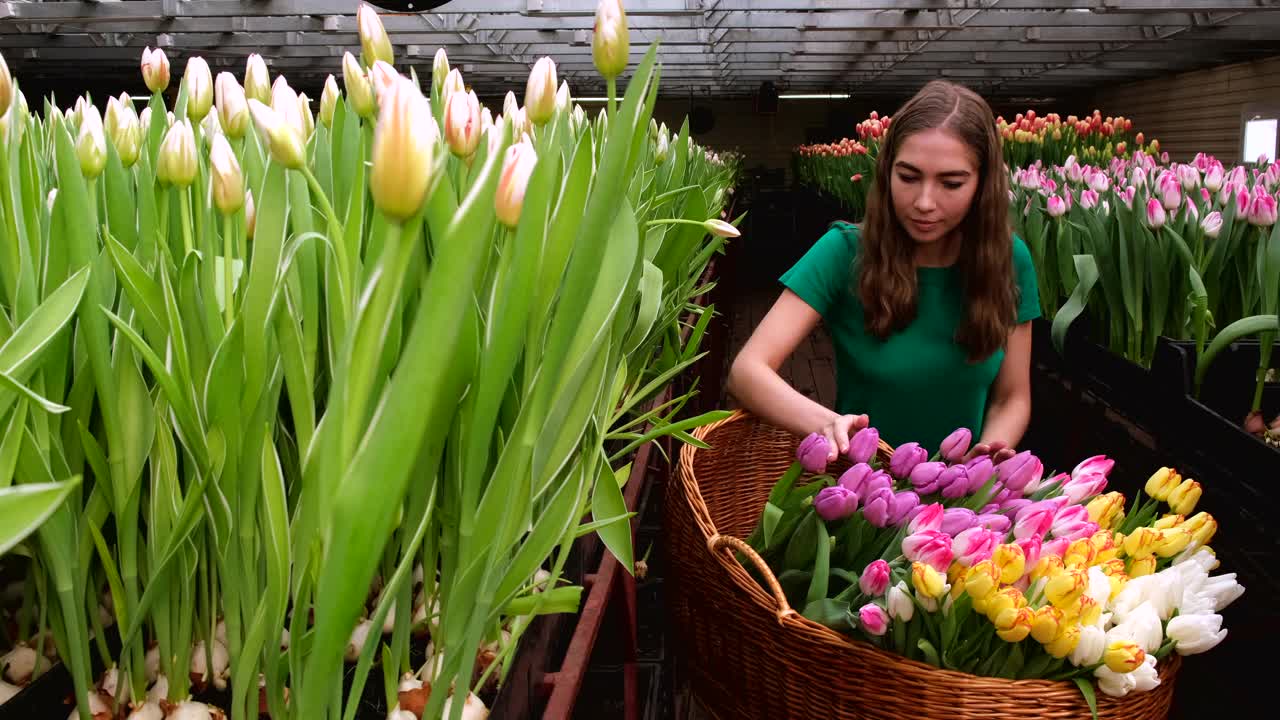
top-left (707, 534), bottom-right (796, 623)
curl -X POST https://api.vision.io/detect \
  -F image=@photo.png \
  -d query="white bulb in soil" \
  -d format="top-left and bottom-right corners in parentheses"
top-left (441, 692), bottom-right (489, 720)
top-left (100, 666), bottom-right (120, 700)
top-left (167, 700), bottom-right (228, 720)
top-left (145, 646), bottom-right (161, 682)
top-left (398, 673), bottom-right (424, 693)
top-left (99, 602), bottom-right (116, 629)
top-left (189, 640), bottom-right (230, 690)
top-left (382, 598), bottom-right (398, 634)
top-left (345, 619), bottom-right (375, 662)
top-left (3, 644), bottom-right (50, 684)
top-left (280, 628), bottom-right (291, 650)
top-left (126, 701), bottom-right (164, 720)
top-left (214, 619), bottom-right (228, 647)
top-left (1, 678), bottom-right (20, 704)
top-left (148, 675), bottom-right (170, 703)
top-left (413, 563), bottom-right (425, 586)
top-left (533, 569), bottom-right (552, 592)
top-left (67, 690), bottom-right (112, 720)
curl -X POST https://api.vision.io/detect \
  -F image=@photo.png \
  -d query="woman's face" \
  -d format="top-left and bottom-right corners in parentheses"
top-left (889, 128), bottom-right (980, 245)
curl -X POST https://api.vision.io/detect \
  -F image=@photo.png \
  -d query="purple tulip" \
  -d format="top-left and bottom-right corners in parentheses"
top-left (975, 512), bottom-right (1011, 533)
top-left (858, 603), bottom-right (889, 636)
top-left (837, 463), bottom-right (874, 495)
top-left (814, 486), bottom-right (860, 522)
top-left (939, 465), bottom-right (971, 499)
top-left (964, 456), bottom-right (996, 494)
top-left (990, 486), bottom-right (1014, 506)
top-left (907, 503), bottom-right (945, 534)
top-left (939, 428), bottom-right (972, 462)
top-left (859, 559), bottom-right (891, 597)
top-left (862, 486), bottom-right (896, 528)
top-left (1000, 498), bottom-right (1033, 517)
top-left (908, 461), bottom-right (947, 495)
top-left (941, 507), bottom-right (978, 536)
top-left (861, 470), bottom-right (893, 498)
top-left (848, 427), bottom-right (880, 465)
top-left (889, 442), bottom-right (927, 479)
top-left (797, 433), bottom-right (830, 474)
top-left (979, 503), bottom-right (999, 515)
top-left (996, 450), bottom-right (1044, 493)
top-left (889, 491), bottom-right (920, 526)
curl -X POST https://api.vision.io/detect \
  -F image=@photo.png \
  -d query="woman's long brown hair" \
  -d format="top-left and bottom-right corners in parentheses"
top-left (855, 80), bottom-right (1016, 363)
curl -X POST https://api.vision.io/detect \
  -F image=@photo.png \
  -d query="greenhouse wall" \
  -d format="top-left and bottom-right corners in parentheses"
top-left (1085, 55), bottom-right (1280, 163)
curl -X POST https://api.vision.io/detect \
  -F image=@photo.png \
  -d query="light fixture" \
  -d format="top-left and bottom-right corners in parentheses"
top-left (778, 93), bottom-right (851, 100)
top-left (575, 97), bottom-right (612, 102)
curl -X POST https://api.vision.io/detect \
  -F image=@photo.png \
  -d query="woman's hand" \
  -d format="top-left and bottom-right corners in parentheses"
top-left (818, 413), bottom-right (870, 462)
top-left (965, 439), bottom-right (1016, 464)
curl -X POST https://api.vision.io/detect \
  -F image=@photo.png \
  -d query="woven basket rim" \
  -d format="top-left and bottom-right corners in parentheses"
top-left (677, 408), bottom-right (1183, 692)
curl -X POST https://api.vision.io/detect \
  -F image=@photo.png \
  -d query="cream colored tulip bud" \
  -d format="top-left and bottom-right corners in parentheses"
top-left (503, 91), bottom-right (519, 120)
top-left (184, 56), bottom-right (213, 122)
top-left (247, 99), bottom-right (305, 170)
top-left (270, 78), bottom-right (306, 139)
top-left (297, 93), bottom-right (315, 139)
top-left (140, 106), bottom-right (153, 135)
top-left (215, 72), bottom-right (249, 139)
top-left (209, 134), bottom-right (244, 215)
top-left (76, 104), bottom-right (108, 179)
top-left (202, 109), bottom-right (222, 139)
top-left (555, 80), bottom-right (571, 114)
top-left (46, 189), bottom-right (57, 213)
top-left (141, 47), bottom-right (170, 94)
top-left (444, 89), bottom-right (481, 158)
top-left (370, 61), bottom-right (400, 107)
top-left (245, 190), bottom-right (256, 239)
top-left (0, 51), bottom-right (13, 119)
top-left (495, 136), bottom-right (537, 228)
top-left (480, 106), bottom-right (494, 136)
top-left (592, 0), bottom-right (629, 80)
top-left (342, 53), bottom-right (375, 119)
top-left (509, 106), bottom-right (530, 140)
top-left (319, 75), bottom-right (340, 129)
top-left (432, 48), bottom-right (450, 96)
top-left (244, 53), bottom-right (271, 104)
top-left (703, 219), bottom-right (740, 238)
top-left (524, 57), bottom-right (557, 126)
top-left (158, 119), bottom-right (197, 187)
top-left (572, 105), bottom-right (586, 130)
top-left (105, 97), bottom-right (142, 168)
top-left (441, 68), bottom-right (465, 105)
top-left (358, 3), bottom-right (394, 68)
top-left (370, 77), bottom-right (438, 222)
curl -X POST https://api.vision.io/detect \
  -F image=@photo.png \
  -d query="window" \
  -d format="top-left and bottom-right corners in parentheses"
top-left (1243, 116), bottom-right (1278, 164)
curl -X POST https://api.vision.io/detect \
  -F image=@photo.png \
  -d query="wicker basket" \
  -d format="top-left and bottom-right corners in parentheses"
top-left (666, 409), bottom-right (1180, 720)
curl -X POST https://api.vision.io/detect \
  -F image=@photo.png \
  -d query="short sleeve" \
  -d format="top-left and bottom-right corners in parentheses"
top-left (779, 223), bottom-right (858, 317)
top-left (1012, 234), bottom-right (1041, 324)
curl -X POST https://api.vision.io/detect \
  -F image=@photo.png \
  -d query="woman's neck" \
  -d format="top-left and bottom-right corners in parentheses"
top-left (914, 230), bottom-right (962, 268)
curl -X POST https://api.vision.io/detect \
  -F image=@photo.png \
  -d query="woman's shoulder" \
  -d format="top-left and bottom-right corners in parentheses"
top-left (1010, 232), bottom-right (1034, 270)
top-left (825, 220), bottom-right (862, 255)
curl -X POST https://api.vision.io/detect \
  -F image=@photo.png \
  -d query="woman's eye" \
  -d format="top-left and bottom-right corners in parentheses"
top-left (897, 174), bottom-right (919, 184)
top-left (943, 182), bottom-right (964, 190)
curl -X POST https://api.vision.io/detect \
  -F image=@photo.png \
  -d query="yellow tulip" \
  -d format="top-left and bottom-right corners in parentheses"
top-left (75, 104), bottom-right (107, 179)
top-left (1180, 511), bottom-right (1212, 534)
top-left (995, 606), bottom-right (1034, 643)
top-left (369, 77), bottom-right (438, 222)
top-left (1153, 514), bottom-right (1183, 530)
top-left (342, 53), bottom-right (375, 120)
top-left (1167, 479), bottom-right (1202, 515)
top-left (1191, 516), bottom-right (1218, 546)
top-left (964, 561), bottom-right (999, 601)
top-left (245, 53), bottom-right (271, 104)
top-left (1155, 528), bottom-right (1192, 558)
top-left (1070, 594), bottom-right (1102, 627)
top-left (985, 587), bottom-right (1025, 623)
top-left (1129, 555), bottom-right (1157, 577)
top-left (592, 0), bottom-right (630, 80)
top-left (1044, 568), bottom-right (1088, 609)
top-left (1086, 492), bottom-right (1126, 529)
top-left (992, 543), bottom-right (1026, 585)
top-left (1122, 527), bottom-right (1162, 559)
top-left (912, 562), bottom-right (946, 599)
top-left (1103, 640), bottom-right (1145, 673)
top-left (1030, 605), bottom-right (1065, 644)
top-left (1064, 538), bottom-right (1097, 569)
top-left (1045, 623), bottom-right (1082, 658)
top-left (1144, 467), bottom-right (1181, 501)
top-left (183, 56), bottom-right (214, 122)
top-left (1031, 555), bottom-right (1065, 584)
top-left (357, 3), bottom-right (394, 68)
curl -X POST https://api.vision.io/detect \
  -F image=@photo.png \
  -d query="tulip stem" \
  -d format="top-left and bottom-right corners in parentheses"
top-left (179, 187), bottom-right (194, 257)
top-left (607, 77), bottom-right (617, 117)
top-left (222, 213), bottom-right (235, 329)
top-left (300, 165), bottom-right (351, 308)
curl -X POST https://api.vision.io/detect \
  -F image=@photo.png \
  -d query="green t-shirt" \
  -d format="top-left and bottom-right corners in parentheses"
top-left (779, 222), bottom-right (1040, 453)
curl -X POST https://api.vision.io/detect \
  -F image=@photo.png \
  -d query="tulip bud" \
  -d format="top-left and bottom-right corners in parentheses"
top-left (886, 582), bottom-right (914, 622)
top-left (994, 606), bottom-right (1034, 643)
top-left (1190, 515), bottom-right (1217, 546)
top-left (247, 99), bottom-right (305, 170)
top-left (1044, 568), bottom-right (1088, 609)
top-left (0, 51), bottom-right (11, 119)
top-left (1122, 527), bottom-right (1162, 559)
top-left (243, 54), bottom-right (271, 104)
top-left (495, 135), bottom-right (538, 229)
top-left (1103, 640), bottom-right (1145, 674)
top-left (157, 119), bottom-right (197, 187)
top-left (1046, 195), bottom-right (1067, 218)
top-left (814, 486), bottom-right (859, 522)
top-left (1144, 467), bottom-right (1180, 500)
top-left (209, 134), bottom-right (244, 215)
top-left (184, 56), bottom-right (214, 122)
top-left (245, 190), bottom-right (256, 239)
top-left (555, 80), bottom-right (572, 114)
top-left (443, 69), bottom-right (466, 104)
top-left (525, 57), bottom-right (558, 126)
top-left (857, 603), bottom-right (889, 636)
top-left (319, 75), bottom-right (340, 130)
top-left (432, 48), bottom-right (450, 97)
top-left (297, 93), bottom-right (315, 139)
top-left (444, 89), bottom-right (481, 158)
top-left (1166, 478), bottom-right (1202, 515)
top-left (370, 77), bottom-right (438, 222)
top-left (1086, 492), bottom-right (1126, 529)
top-left (911, 562), bottom-right (945, 599)
top-left (76, 104), bottom-right (108, 179)
top-left (592, 0), bottom-right (630, 80)
top-left (939, 427), bottom-right (971, 462)
top-left (845, 427), bottom-right (880, 465)
top-left (215, 72), bottom-right (250, 140)
top-left (342, 53), bottom-right (375, 119)
top-left (1249, 191), bottom-right (1278, 227)
top-left (991, 543), bottom-right (1026, 585)
top-left (370, 61), bottom-right (400, 108)
top-left (1144, 198), bottom-right (1166, 229)
top-left (858, 560), bottom-right (891, 597)
top-left (105, 97), bottom-right (142, 168)
top-left (141, 47), bottom-right (170, 94)
top-left (703, 219), bottom-right (740, 238)
top-left (357, 3), bottom-right (394, 68)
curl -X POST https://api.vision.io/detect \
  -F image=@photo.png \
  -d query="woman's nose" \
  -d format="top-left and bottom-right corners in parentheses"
top-left (914, 186), bottom-right (937, 212)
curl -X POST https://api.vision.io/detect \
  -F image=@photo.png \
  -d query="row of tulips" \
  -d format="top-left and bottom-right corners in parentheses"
top-left (0, 2), bottom-right (740, 719)
top-left (1013, 151), bottom-right (1280, 438)
top-left (748, 425), bottom-right (1242, 713)
top-left (792, 109), bottom-right (1157, 219)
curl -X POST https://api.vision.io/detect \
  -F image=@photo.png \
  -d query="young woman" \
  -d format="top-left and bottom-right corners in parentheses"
top-left (727, 80), bottom-right (1040, 464)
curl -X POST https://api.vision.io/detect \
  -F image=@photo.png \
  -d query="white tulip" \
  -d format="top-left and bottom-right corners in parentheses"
top-left (1071, 625), bottom-right (1106, 667)
top-left (1132, 653), bottom-right (1161, 692)
top-left (1094, 664), bottom-right (1137, 698)
top-left (1086, 566), bottom-right (1111, 609)
top-left (886, 581), bottom-right (914, 622)
top-left (1107, 602), bottom-right (1163, 653)
top-left (1166, 613), bottom-right (1227, 655)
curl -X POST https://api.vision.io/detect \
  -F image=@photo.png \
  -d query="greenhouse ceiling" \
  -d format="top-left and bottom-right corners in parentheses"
top-left (2, 0), bottom-right (1280, 98)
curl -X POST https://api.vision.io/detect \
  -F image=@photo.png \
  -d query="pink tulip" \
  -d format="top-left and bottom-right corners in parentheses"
top-left (1066, 162), bottom-right (1085, 184)
top-left (1042, 536), bottom-right (1071, 559)
top-left (847, 427), bottom-right (880, 465)
top-left (996, 451), bottom-right (1043, 493)
top-left (1046, 195), bottom-right (1067, 217)
top-left (1013, 501), bottom-right (1056, 541)
top-left (838, 463), bottom-right (874, 495)
top-left (1000, 498), bottom-right (1033, 517)
top-left (1119, 186), bottom-right (1136, 208)
top-left (889, 491), bottom-right (921, 526)
top-left (814, 486), bottom-right (860, 521)
top-left (1089, 171), bottom-right (1110, 193)
top-left (859, 603), bottom-right (889, 636)
top-left (1201, 187), bottom-right (1212, 206)
top-left (952, 527), bottom-right (1000, 567)
top-left (941, 508), bottom-right (978, 536)
top-left (1249, 190), bottom-right (1278, 226)
top-left (1201, 210), bottom-right (1223, 239)
top-left (907, 503), bottom-right (945, 534)
top-left (1145, 198), bottom-right (1166, 229)
top-left (964, 456), bottom-right (996, 494)
top-left (1051, 504), bottom-right (1092, 537)
top-left (862, 486), bottom-right (897, 528)
top-left (1236, 186), bottom-right (1251, 217)
top-left (1203, 162), bottom-right (1224, 192)
top-left (1017, 535), bottom-right (1043, 570)
top-left (902, 530), bottom-right (955, 573)
top-left (859, 560), bottom-right (891, 597)
top-left (1062, 471), bottom-right (1108, 504)
top-left (1131, 166), bottom-right (1148, 188)
top-left (939, 428), bottom-right (972, 462)
top-left (1177, 164), bottom-right (1200, 191)
top-left (908, 461), bottom-right (948, 495)
top-left (890, 442), bottom-right (927, 479)
top-left (1060, 520), bottom-right (1100, 543)
top-left (975, 512), bottom-right (1011, 533)
top-left (797, 433), bottom-right (830, 473)
top-left (1080, 189), bottom-right (1099, 209)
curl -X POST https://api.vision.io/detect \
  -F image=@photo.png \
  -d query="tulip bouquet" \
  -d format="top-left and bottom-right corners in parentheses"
top-left (998, 110), bottom-right (1156, 170)
top-left (746, 425), bottom-right (1243, 713)
top-left (0, 2), bottom-right (740, 719)
top-left (1012, 152), bottom-right (1280, 439)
